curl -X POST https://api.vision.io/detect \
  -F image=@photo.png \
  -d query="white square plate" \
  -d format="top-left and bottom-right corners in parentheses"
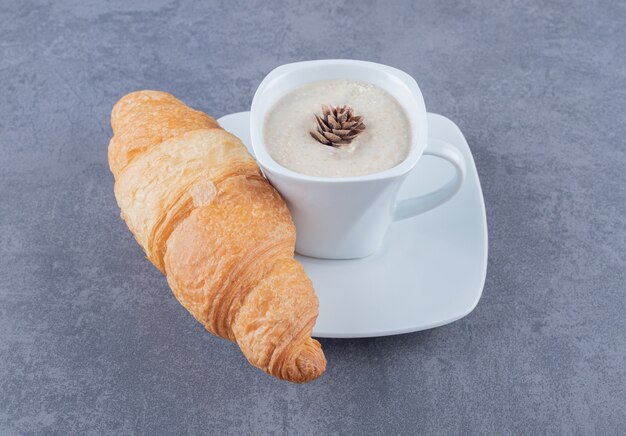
top-left (218, 112), bottom-right (487, 338)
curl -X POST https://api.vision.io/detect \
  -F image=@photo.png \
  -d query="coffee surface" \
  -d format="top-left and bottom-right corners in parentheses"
top-left (264, 80), bottom-right (411, 177)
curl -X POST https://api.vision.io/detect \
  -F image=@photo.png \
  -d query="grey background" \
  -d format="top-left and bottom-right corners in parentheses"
top-left (1, 0), bottom-right (625, 434)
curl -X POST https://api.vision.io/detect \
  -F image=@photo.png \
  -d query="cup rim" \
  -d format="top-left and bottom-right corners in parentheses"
top-left (250, 59), bottom-right (428, 183)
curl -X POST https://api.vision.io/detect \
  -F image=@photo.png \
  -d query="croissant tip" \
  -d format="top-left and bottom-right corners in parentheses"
top-left (282, 338), bottom-right (327, 384)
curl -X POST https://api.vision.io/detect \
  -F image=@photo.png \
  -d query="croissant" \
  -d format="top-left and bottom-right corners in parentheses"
top-left (108, 90), bottom-right (326, 383)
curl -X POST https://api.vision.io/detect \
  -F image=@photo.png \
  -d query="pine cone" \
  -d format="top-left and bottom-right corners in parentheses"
top-left (310, 105), bottom-right (365, 147)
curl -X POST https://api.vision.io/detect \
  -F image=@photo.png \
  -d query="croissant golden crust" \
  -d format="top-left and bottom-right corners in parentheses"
top-left (114, 128), bottom-right (260, 271)
top-left (109, 90), bottom-right (220, 177)
top-left (109, 90), bottom-right (326, 383)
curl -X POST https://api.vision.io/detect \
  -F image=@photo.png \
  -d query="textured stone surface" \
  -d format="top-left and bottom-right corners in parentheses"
top-left (1, 0), bottom-right (625, 434)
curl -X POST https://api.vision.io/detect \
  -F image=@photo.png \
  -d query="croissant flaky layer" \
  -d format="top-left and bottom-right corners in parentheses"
top-left (109, 90), bottom-right (326, 383)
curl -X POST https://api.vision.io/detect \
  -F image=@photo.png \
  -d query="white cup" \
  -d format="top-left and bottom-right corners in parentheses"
top-left (250, 60), bottom-right (466, 259)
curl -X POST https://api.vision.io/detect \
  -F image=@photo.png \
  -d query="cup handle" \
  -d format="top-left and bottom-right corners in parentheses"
top-left (394, 137), bottom-right (466, 221)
